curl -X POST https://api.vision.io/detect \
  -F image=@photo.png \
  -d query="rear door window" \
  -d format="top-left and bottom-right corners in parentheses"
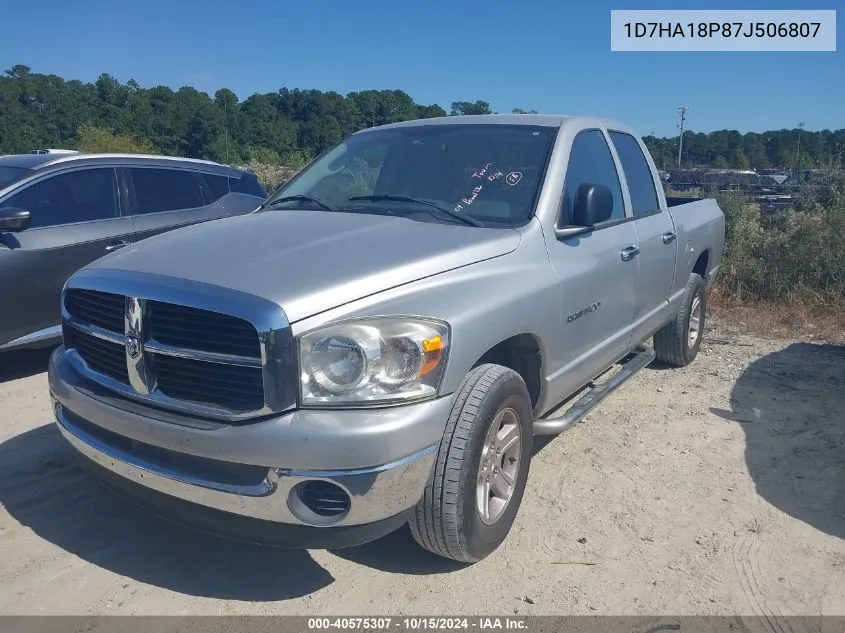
top-left (609, 131), bottom-right (661, 217)
top-left (130, 167), bottom-right (205, 214)
top-left (0, 167), bottom-right (119, 228)
top-left (198, 173), bottom-right (231, 204)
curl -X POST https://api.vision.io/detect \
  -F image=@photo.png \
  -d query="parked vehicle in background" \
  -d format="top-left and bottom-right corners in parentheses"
top-left (30, 149), bottom-right (80, 155)
top-left (0, 153), bottom-right (267, 352)
top-left (48, 114), bottom-right (724, 563)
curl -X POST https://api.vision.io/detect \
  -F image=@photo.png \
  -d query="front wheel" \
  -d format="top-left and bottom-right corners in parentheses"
top-left (409, 364), bottom-right (533, 563)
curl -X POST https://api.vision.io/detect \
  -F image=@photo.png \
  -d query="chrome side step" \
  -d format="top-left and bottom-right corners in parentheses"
top-left (533, 345), bottom-right (656, 436)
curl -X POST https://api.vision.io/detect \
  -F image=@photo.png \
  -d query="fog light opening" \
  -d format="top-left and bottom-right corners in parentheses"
top-left (288, 479), bottom-right (351, 527)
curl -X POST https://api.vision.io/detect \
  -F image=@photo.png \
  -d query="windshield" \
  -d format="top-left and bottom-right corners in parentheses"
top-left (263, 123), bottom-right (557, 227)
top-left (0, 167), bottom-right (32, 189)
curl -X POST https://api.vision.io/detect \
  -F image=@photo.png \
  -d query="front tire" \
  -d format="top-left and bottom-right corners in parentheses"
top-left (409, 364), bottom-right (533, 563)
top-left (654, 272), bottom-right (707, 367)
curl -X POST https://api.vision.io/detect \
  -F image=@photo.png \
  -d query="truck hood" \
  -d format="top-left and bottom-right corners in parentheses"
top-left (88, 210), bottom-right (521, 322)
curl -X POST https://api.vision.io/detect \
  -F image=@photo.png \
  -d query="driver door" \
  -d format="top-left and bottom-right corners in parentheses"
top-left (0, 166), bottom-right (135, 347)
top-left (544, 129), bottom-right (640, 400)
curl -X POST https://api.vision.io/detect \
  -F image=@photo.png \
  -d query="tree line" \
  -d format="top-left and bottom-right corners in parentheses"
top-left (1, 65), bottom-right (842, 171)
top-left (645, 129), bottom-right (844, 172)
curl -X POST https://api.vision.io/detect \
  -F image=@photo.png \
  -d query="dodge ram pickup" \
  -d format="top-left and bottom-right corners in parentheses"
top-left (48, 114), bottom-right (725, 563)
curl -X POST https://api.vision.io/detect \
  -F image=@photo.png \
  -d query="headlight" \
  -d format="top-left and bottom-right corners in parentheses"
top-left (298, 317), bottom-right (450, 407)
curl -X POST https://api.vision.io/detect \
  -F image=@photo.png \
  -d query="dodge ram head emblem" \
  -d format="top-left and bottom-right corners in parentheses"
top-left (125, 334), bottom-right (141, 358)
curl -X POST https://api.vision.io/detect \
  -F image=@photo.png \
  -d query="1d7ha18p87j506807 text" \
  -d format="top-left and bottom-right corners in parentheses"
top-left (623, 21), bottom-right (821, 39)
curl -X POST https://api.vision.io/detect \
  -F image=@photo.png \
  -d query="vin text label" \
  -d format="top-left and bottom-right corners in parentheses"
top-left (610, 10), bottom-right (836, 51)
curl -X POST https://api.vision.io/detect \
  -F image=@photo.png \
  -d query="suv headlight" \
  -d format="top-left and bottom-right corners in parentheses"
top-left (298, 317), bottom-right (450, 407)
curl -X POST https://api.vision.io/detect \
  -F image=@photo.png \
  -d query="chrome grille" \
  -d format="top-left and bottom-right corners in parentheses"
top-left (64, 289), bottom-right (124, 332)
top-left (150, 354), bottom-right (264, 411)
top-left (64, 326), bottom-right (129, 383)
top-left (62, 287), bottom-right (270, 418)
top-left (147, 301), bottom-right (261, 358)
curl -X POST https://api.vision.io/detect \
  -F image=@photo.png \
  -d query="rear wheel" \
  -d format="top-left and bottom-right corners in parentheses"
top-left (654, 272), bottom-right (707, 367)
top-left (409, 364), bottom-right (533, 563)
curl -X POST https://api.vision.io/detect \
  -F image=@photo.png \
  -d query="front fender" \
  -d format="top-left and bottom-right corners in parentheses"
top-left (290, 225), bottom-right (561, 401)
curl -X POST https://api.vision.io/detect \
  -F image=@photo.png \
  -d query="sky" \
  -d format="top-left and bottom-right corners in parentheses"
top-left (1, 0), bottom-right (841, 138)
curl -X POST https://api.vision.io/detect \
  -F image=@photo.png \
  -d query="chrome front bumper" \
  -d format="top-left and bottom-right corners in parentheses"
top-left (49, 347), bottom-right (449, 533)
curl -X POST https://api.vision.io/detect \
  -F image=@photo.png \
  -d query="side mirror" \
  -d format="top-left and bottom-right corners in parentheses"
top-left (555, 183), bottom-right (614, 239)
top-left (573, 183), bottom-right (613, 226)
top-left (0, 207), bottom-right (31, 232)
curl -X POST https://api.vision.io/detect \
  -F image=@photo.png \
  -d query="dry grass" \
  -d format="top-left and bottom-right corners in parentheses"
top-left (706, 186), bottom-right (844, 345)
top-left (708, 285), bottom-right (845, 344)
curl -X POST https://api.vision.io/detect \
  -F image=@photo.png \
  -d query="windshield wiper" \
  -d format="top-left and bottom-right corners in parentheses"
top-left (348, 194), bottom-right (483, 227)
top-left (263, 195), bottom-right (334, 212)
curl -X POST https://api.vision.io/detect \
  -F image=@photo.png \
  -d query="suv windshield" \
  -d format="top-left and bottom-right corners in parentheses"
top-left (263, 123), bottom-right (557, 227)
top-left (0, 167), bottom-right (32, 189)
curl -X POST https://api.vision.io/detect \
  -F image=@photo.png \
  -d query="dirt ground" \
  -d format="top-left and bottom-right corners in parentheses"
top-left (0, 316), bottom-right (842, 617)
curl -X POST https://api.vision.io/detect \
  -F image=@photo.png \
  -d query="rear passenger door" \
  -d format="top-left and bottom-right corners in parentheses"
top-left (123, 166), bottom-right (229, 242)
top-left (607, 130), bottom-right (678, 343)
top-left (0, 167), bottom-right (135, 345)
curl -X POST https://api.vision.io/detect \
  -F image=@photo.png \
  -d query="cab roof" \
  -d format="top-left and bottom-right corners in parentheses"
top-left (360, 113), bottom-right (640, 137)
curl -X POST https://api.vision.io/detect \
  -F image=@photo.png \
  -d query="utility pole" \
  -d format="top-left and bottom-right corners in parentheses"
top-left (223, 97), bottom-right (230, 165)
top-left (793, 121), bottom-right (805, 171)
top-left (677, 106), bottom-right (689, 168)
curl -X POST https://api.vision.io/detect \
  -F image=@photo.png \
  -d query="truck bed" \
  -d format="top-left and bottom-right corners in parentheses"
top-left (666, 196), bottom-right (705, 207)
top-left (665, 196), bottom-right (726, 287)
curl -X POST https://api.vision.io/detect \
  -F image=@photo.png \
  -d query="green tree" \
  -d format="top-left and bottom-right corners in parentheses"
top-left (733, 149), bottom-right (751, 170)
top-left (1, 64), bottom-right (843, 172)
top-left (4, 64), bottom-right (32, 80)
top-left (450, 100), bottom-right (492, 115)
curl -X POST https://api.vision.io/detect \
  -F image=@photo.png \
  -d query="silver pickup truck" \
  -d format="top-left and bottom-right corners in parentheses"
top-left (48, 114), bottom-right (725, 563)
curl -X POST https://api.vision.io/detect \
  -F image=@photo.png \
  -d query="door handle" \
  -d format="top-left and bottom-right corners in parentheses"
top-left (620, 245), bottom-right (639, 262)
top-left (662, 231), bottom-right (677, 244)
top-left (105, 240), bottom-right (132, 252)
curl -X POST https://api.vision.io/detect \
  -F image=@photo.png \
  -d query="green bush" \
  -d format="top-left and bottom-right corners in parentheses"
top-left (715, 188), bottom-right (844, 308)
top-left (76, 123), bottom-right (155, 154)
